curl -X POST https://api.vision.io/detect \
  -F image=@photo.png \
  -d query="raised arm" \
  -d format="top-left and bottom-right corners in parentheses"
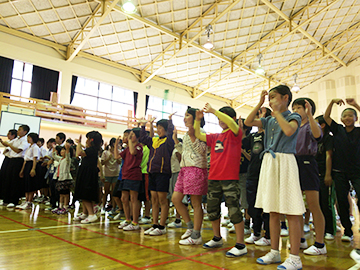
top-left (324, 98), bottom-right (344, 126)
top-left (305, 100), bottom-right (322, 139)
top-left (244, 90), bottom-right (267, 128)
top-left (204, 103), bottom-right (239, 136)
top-left (114, 136), bottom-right (121, 160)
top-left (194, 110), bottom-right (206, 142)
top-left (149, 117), bottom-right (156, 138)
top-left (0, 139), bottom-right (22, 154)
top-left (346, 98), bottom-right (360, 113)
top-left (138, 119), bottom-right (153, 148)
top-left (128, 131), bottom-right (138, 156)
top-left (75, 135), bottom-right (86, 157)
top-left (166, 114), bottom-right (175, 146)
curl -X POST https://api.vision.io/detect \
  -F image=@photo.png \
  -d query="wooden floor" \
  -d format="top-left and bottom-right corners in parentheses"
top-left (0, 203), bottom-right (358, 270)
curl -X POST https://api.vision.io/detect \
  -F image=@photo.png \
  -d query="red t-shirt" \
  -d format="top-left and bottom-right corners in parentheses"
top-left (120, 143), bottom-right (143, 181)
top-left (206, 129), bottom-right (243, 180)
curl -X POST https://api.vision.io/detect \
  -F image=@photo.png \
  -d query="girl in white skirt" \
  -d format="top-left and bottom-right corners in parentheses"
top-left (245, 85), bottom-right (305, 270)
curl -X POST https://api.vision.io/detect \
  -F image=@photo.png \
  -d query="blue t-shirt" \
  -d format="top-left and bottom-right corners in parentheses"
top-left (260, 110), bottom-right (301, 157)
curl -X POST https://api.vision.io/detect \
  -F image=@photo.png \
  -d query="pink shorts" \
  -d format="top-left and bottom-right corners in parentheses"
top-left (174, 167), bottom-right (208, 195)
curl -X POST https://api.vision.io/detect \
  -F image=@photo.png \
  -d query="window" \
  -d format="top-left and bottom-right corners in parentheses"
top-left (10, 60), bottom-right (33, 101)
top-left (146, 96), bottom-right (188, 128)
top-left (203, 113), bottom-right (222, 133)
top-left (71, 77), bottom-right (134, 116)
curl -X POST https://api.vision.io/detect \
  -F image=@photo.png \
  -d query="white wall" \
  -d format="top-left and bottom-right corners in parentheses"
top-left (293, 58), bottom-right (360, 122)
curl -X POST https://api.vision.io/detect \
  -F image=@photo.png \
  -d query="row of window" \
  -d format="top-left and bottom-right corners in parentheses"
top-left (10, 60), bottom-right (222, 133)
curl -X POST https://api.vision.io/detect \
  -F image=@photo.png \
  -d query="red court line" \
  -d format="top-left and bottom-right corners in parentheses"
top-left (0, 215), bottom-right (140, 270)
top-left (36, 214), bottom-right (228, 269)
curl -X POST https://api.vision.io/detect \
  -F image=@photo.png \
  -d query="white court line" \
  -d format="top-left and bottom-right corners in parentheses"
top-left (0, 220), bottom-right (121, 234)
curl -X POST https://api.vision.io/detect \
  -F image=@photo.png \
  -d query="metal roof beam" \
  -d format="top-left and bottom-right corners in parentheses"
top-left (194, 0), bottom-right (341, 97)
top-left (66, 0), bottom-right (118, 62)
top-left (261, 0), bottom-right (346, 67)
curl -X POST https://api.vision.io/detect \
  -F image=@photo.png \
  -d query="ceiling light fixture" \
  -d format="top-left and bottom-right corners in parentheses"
top-left (203, 25), bottom-right (214, 50)
top-left (255, 54), bottom-right (265, 76)
top-left (122, 0), bottom-right (137, 14)
top-left (291, 74), bottom-right (300, 93)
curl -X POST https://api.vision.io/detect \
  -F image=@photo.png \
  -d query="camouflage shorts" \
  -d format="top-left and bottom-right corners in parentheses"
top-left (207, 180), bottom-right (243, 224)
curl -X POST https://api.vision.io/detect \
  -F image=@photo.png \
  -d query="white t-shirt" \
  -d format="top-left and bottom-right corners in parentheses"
top-left (3, 138), bottom-right (16, 158)
top-left (101, 150), bottom-right (120, 177)
top-left (24, 144), bottom-right (40, 161)
top-left (38, 146), bottom-right (47, 159)
top-left (9, 136), bottom-right (29, 158)
top-left (171, 147), bottom-right (181, 173)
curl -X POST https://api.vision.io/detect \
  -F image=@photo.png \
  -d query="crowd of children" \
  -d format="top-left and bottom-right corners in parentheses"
top-left (1, 84), bottom-right (360, 269)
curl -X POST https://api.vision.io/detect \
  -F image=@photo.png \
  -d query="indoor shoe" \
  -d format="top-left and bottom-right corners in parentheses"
top-left (257, 250), bottom-right (281, 265)
top-left (255, 237), bottom-right (271, 246)
top-left (202, 239), bottom-right (223, 249)
top-left (179, 236), bottom-right (202, 245)
top-left (225, 246), bottom-right (247, 258)
top-left (303, 245), bottom-right (327, 255)
top-left (81, 215), bottom-right (98, 224)
top-left (245, 234), bottom-right (261, 244)
top-left (149, 227), bottom-right (166, 236)
top-left (123, 223), bottom-right (140, 231)
top-left (181, 229), bottom-right (193, 239)
top-left (277, 256), bottom-right (302, 270)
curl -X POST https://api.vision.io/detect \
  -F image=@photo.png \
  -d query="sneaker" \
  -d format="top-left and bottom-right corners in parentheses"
top-left (229, 225), bottom-right (235, 233)
top-left (221, 219), bottom-right (231, 226)
top-left (73, 213), bottom-right (88, 221)
top-left (281, 228), bottom-right (289, 236)
top-left (255, 237), bottom-right (271, 246)
top-left (118, 220), bottom-right (131, 229)
top-left (0, 200), bottom-right (3, 206)
top-left (350, 249), bottom-right (360, 264)
top-left (324, 233), bottom-right (334, 240)
top-left (45, 207), bottom-right (53, 211)
top-left (168, 221), bottom-right (182, 228)
top-left (58, 208), bottom-right (69, 215)
top-left (227, 222), bottom-right (234, 228)
top-left (244, 228), bottom-right (251, 235)
top-left (6, 203), bottom-right (15, 208)
top-left (93, 205), bottom-right (101, 215)
top-left (144, 227), bottom-right (155, 235)
top-left (277, 256), bottom-right (302, 270)
top-left (257, 250), bottom-right (281, 265)
top-left (24, 202), bottom-right (33, 210)
top-left (245, 234), bottom-right (261, 244)
top-left (113, 213), bottom-right (122, 220)
top-left (100, 208), bottom-right (106, 215)
top-left (288, 241), bottom-right (308, 250)
top-left (51, 208), bottom-right (59, 214)
top-left (139, 217), bottom-right (152, 224)
top-left (226, 246), bottom-right (247, 258)
top-left (108, 209), bottom-right (117, 215)
top-left (203, 238), bottom-right (223, 249)
top-left (304, 224), bottom-right (310, 233)
top-left (181, 229), bottom-right (193, 239)
top-left (123, 223), bottom-right (140, 231)
top-left (341, 235), bottom-right (354, 242)
top-left (81, 215), bottom-right (98, 224)
top-left (179, 236), bottom-right (202, 245)
top-left (16, 202), bottom-right (27, 209)
top-left (149, 227), bottom-right (166, 236)
top-left (45, 202), bottom-right (51, 206)
top-left (304, 245), bottom-right (327, 255)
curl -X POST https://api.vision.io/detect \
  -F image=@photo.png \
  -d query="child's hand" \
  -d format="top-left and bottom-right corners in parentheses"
top-left (173, 127), bottom-right (178, 141)
top-left (238, 116), bottom-right (245, 133)
top-left (65, 142), bottom-right (71, 150)
top-left (304, 100), bottom-right (312, 117)
top-left (332, 98), bottom-right (345, 106)
top-left (270, 98), bottom-right (281, 112)
top-left (203, 103), bottom-right (215, 114)
top-left (75, 135), bottom-right (82, 144)
top-left (195, 110), bottom-right (204, 120)
top-left (259, 90), bottom-right (268, 106)
top-left (137, 118), bottom-right (148, 127)
top-left (324, 175), bottom-right (333, 187)
top-left (346, 98), bottom-right (357, 106)
top-left (30, 169), bottom-right (36, 177)
top-left (149, 117), bottom-right (156, 124)
top-left (168, 112), bottom-right (176, 120)
top-left (19, 170), bottom-right (24, 178)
